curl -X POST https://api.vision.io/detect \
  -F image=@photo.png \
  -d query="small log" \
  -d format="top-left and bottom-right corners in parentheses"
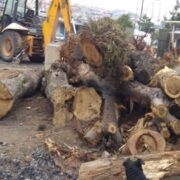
top-left (101, 94), bottom-right (122, 147)
top-left (150, 66), bottom-right (180, 99)
top-left (73, 87), bottom-right (102, 121)
top-left (128, 51), bottom-right (156, 84)
top-left (126, 129), bottom-right (166, 155)
top-left (45, 63), bottom-right (76, 126)
top-left (79, 151), bottom-right (180, 180)
top-left (0, 68), bottom-right (44, 119)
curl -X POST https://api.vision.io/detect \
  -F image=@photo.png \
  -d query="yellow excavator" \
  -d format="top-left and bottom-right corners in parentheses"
top-left (0, 0), bottom-right (74, 62)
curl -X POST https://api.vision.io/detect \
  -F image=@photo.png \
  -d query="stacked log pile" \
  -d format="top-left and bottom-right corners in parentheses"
top-left (43, 17), bottom-right (180, 156)
top-left (0, 17), bottom-right (179, 179)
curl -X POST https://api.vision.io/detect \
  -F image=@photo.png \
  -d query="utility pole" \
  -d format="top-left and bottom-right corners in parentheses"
top-left (140, 0), bottom-right (144, 18)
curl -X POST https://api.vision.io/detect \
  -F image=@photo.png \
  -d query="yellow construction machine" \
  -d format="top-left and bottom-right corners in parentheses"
top-left (0, 0), bottom-right (74, 62)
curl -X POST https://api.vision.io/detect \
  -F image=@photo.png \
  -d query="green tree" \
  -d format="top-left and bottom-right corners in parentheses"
top-left (117, 14), bottom-right (133, 30)
top-left (170, 0), bottom-right (180, 20)
top-left (138, 15), bottom-right (154, 33)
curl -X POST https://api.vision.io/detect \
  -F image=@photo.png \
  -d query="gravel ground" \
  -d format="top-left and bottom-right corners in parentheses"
top-left (0, 147), bottom-right (77, 180)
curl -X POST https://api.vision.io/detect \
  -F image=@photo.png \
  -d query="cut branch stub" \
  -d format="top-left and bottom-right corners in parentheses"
top-left (127, 129), bottom-right (166, 155)
top-left (151, 104), bottom-right (168, 119)
top-left (119, 65), bottom-right (134, 81)
top-left (73, 87), bottom-right (102, 121)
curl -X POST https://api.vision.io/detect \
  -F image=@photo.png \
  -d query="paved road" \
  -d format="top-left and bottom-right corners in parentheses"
top-left (0, 59), bottom-right (44, 70)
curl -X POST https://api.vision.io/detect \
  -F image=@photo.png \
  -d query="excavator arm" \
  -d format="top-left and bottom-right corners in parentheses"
top-left (42, 0), bottom-right (72, 47)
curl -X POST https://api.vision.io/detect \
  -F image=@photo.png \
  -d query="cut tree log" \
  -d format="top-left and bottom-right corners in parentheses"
top-left (150, 66), bottom-right (180, 99)
top-left (101, 94), bottom-right (122, 147)
top-left (0, 68), bottom-right (44, 119)
top-left (45, 63), bottom-right (103, 125)
top-left (79, 151), bottom-right (180, 180)
top-left (44, 63), bottom-right (76, 126)
top-left (79, 17), bottom-right (129, 78)
top-left (126, 129), bottom-right (166, 155)
top-left (128, 51), bottom-right (156, 84)
top-left (79, 38), bottom-right (102, 67)
top-left (119, 81), bottom-right (170, 119)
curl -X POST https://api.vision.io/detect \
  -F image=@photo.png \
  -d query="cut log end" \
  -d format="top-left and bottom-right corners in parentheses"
top-left (120, 65), bottom-right (134, 81)
top-left (73, 87), bottom-right (102, 121)
top-left (0, 82), bottom-right (12, 100)
top-left (127, 129), bottom-right (166, 155)
top-left (169, 120), bottom-right (180, 135)
top-left (79, 39), bottom-right (103, 67)
top-left (107, 123), bottom-right (117, 134)
top-left (51, 88), bottom-right (75, 126)
top-left (0, 99), bottom-right (14, 119)
top-left (151, 105), bottom-right (168, 119)
top-left (164, 76), bottom-right (180, 99)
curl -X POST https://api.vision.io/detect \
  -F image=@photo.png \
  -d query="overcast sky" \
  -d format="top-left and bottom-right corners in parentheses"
top-left (71, 0), bottom-right (177, 21)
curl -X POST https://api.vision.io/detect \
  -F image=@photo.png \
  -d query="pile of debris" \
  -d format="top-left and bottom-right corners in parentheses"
top-left (0, 17), bottom-right (180, 179)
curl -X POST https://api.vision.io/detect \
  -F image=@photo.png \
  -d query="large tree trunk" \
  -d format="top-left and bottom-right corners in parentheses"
top-left (44, 63), bottom-right (76, 126)
top-left (78, 63), bottom-right (122, 146)
top-left (45, 63), bottom-right (102, 126)
top-left (150, 66), bottom-right (180, 99)
top-left (79, 151), bottom-right (180, 180)
top-left (128, 51), bottom-right (157, 84)
top-left (0, 68), bottom-right (44, 119)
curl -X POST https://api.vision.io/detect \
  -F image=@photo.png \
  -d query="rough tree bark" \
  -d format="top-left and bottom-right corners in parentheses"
top-left (119, 81), bottom-right (172, 119)
top-left (128, 51), bottom-right (156, 84)
top-left (79, 151), bottom-right (180, 180)
top-left (0, 68), bottom-right (44, 119)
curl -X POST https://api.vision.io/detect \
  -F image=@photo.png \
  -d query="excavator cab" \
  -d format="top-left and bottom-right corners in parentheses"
top-left (0, 0), bottom-right (44, 62)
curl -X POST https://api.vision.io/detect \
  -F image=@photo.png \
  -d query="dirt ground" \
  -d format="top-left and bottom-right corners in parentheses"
top-left (0, 61), bottom-right (82, 160)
